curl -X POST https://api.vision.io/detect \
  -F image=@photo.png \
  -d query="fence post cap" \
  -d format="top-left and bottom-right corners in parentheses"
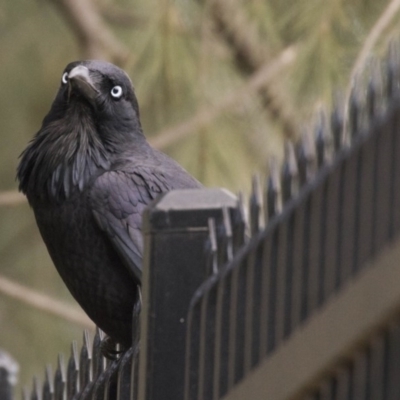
top-left (143, 188), bottom-right (238, 232)
top-left (151, 188), bottom-right (237, 211)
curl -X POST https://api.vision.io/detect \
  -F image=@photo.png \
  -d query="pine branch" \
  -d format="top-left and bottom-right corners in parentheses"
top-left (343, 0), bottom-right (400, 136)
top-left (48, 0), bottom-right (129, 65)
top-left (99, 4), bottom-right (144, 27)
top-left (0, 191), bottom-right (26, 207)
top-left (0, 274), bottom-right (94, 328)
top-left (211, 0), bottom-right (271, 72)
top-left (149, 46), bottom-right (297, 150)
top-left (208, 0), bottom-right (298, 139)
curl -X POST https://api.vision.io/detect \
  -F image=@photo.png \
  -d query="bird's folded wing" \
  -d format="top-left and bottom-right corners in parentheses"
top-left (89, 168), bottom-right (169, 283)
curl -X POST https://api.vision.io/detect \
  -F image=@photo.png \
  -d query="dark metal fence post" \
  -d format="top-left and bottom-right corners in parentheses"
top-left (138, 188), bottom-right (237, 400)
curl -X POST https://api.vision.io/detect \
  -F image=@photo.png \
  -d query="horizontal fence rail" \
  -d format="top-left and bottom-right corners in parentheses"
top-left (299, 319), bottom-right (400, 400)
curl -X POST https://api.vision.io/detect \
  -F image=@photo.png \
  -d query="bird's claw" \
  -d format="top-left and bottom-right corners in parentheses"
top-left (100, 336), bottom-right (125, 360)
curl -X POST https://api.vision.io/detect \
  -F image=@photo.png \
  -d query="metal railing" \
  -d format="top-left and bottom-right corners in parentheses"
top-left (183, 45), bottom-right (400, 399)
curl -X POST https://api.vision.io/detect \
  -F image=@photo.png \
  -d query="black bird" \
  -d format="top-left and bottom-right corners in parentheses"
top-left (17, 60), bottom-right (202, 348)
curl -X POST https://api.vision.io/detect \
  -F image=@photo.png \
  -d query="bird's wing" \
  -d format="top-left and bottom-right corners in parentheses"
top-left (89, 167), bottom-right (170, 283)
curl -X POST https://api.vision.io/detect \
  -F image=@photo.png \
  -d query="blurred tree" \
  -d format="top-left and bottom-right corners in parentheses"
top-left (1, 0), bottom-right (400, 392)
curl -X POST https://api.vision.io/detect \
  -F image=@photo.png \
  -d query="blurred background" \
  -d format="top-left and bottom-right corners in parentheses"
top-left (1, 0), bottom-right (400, 391)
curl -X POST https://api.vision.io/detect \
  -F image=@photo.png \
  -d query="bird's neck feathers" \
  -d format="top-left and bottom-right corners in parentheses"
top-left (17, 108), bottom-right (111, 203)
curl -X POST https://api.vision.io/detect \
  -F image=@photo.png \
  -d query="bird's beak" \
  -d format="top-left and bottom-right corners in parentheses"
top-left (68, 66), bottom-right (99, 105)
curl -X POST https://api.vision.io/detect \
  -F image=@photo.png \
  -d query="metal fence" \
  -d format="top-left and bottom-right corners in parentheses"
top-left (13, 43), bottom-right (400, 399)
top-left (183, 46), bottom-right (400, 399)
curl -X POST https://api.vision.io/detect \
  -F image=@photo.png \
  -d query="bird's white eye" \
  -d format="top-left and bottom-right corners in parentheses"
top-left (110, 85), bottom-right (123, 99)
top-left (61, 72), bottom-right (68, 85)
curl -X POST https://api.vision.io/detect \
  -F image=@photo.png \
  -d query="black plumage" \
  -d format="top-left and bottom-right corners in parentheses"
top-left (17, 60), bottom-right (202, 347)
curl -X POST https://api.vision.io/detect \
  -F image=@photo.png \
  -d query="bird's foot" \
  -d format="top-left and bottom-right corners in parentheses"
top-left (100, 336), bottom-right (125, 360)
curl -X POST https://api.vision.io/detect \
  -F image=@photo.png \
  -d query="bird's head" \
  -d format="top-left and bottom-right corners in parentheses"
top-left (18, 61), bottom-right (146, 201)
top-left (46, 60), bottom-right (143, 145)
